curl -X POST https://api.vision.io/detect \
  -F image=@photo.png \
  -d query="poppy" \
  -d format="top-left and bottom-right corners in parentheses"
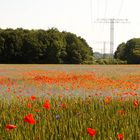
top-left (43, 100), bottom-right (51, 109)
top-left (60, 103), bottom-right (66, 108)
top-left (6, 124), bottom-right (16, 130)
top-left (118, 110), bottom-right (125, 116)
top-left (133, 101), bottom-right (139, 107)
top-left (24, 114), bottom-right (36, 124)
top-left (87, 128), bottom-right (96, 137)
top-left (34, 108), bottom-right (40, 113)
top-left (117, 133), bottom-right (123, 140)
top-left (105, 96), bottom-right (111, 104)
top-left (27, 103), bottom-right (32, 108)
top-left (31, 95), bottom-right (36, 101)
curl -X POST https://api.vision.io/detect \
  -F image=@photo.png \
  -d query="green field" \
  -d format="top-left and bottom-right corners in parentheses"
top-left (0, 65), bottom-right (139, 140)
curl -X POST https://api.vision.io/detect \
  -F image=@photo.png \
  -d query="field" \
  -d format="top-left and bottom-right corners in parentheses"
top-left (0, 65), bottom-right (140, 140)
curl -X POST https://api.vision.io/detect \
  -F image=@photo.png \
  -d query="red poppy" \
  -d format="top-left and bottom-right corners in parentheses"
top-left (87, 128), bottom-right (96, 137)
top-left (17, 95), bottom-right (21, 99)
top-left (133, 101), bottom-right (139, 107)
top-left (60, 103), bottom-right (66, 108)
top-left (6, 124), bottom-right (16, 130)
top-left (27, 103), bottom-right (32, 108)
top-left (117, 133), bottom-right (123, 140)
top-left (118, 110), bottom-right (125, 116)
top-left (43, 100), bottom-right (51, 109)
top-left (59, 94), bottom-right (63, 98)
top-left (34, 108), bottom-right (40, 113)
top-left (24, 114), bottom-right (36, 124)
top-left (105, 96), bottom-right (111, 104)
top-left (31, 95), bottom-right (36, 101)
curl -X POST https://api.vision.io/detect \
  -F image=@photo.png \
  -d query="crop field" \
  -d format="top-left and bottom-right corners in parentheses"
top-left (0, 65), bottom-right (140, 140)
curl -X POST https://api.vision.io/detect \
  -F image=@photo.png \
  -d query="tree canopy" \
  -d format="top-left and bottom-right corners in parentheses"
top-left (114, 38), bottom-right (140, 64)
top-left (0, 28), bottom-right (94, 64)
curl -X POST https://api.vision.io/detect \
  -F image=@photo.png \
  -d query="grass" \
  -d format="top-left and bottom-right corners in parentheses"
top-left (0, 65), bottom-right (139, 140)
top-left (0, 96), bottom-right (139, 140)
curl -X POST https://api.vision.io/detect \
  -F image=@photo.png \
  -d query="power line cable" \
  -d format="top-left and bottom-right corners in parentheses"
top-left (97, 0), bottom-right (99, 19)
top-left (102, 0), bottom-right (108, 34)
top-left (118, 0), bottom-right (124, 18)
top-left (104, 0), bottom-right (108, 18)
top-left (90, 0), bottom-right (93, 30)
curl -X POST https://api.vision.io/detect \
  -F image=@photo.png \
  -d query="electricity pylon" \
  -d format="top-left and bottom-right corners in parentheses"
top-left (95, 18), bottom-right (129, 56)
top-left (93, 41), bottom-right (110, 58)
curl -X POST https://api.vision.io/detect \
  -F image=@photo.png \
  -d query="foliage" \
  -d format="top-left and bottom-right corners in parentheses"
top-left (95, 58), bottom-right (127, 64)
top-left (114, 43), bottom-right (126, 61)
top-left (124, 38), bottom-right (140, 64)
top-left (0, 28), bottom-right (93, 64)
top-left (0, 96), bottom-right (140, 140)
top-left (114, 38), bottom-right (140, 64)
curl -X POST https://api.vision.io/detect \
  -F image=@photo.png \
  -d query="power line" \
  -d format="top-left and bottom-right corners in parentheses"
top-left (95, 18), bottom-right (129, 56)
top-left (102, 0), bottom-right (108, 34)
top-left (104, 0), bottom-right (108, 19)
top-left (97, 0), bottom-right (100, 19)
top-left (93, 41), bottom-right (110, 56)
top-left (90, 0), bottom-right (93, 29)
top-left (118, 0), bottom-right (125, 18)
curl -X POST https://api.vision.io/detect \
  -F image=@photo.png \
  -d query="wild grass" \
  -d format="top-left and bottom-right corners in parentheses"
top-left (0, 96), bottom-right (139, 140)
top-left (0, 65), bottom-right (140, 140)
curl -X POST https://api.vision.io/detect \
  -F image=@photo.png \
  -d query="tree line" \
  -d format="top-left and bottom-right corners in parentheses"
top-left (0, 28), bottom-right (93, 64)
top-left (114, 38), bottom-right (140, 64)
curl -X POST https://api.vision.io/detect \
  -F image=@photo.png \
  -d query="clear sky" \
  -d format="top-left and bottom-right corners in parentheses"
top-left (0, 0), bottom-right (140, 53)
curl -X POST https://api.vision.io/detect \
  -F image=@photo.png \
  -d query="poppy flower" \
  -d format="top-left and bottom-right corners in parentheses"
top-left (60, 103), bottom-right (66, 108)
top-left (34, 108), bottom-right (40, 113)
top-left (105, 96), bottom-right (111, 104)
top-left (24, 114), bottom-right (36, 124)
top-left (117, 133), bottom-right (123, 140)
top-left (27, 103), bottom-right (32, 108)
top-left (118, 110), bottom-right (125, 116)
top-left (17, 95), bottom-right (21, 99)
top-left (59, 94), bottom-right (63, 98)
top-left (31, 95), bottom-right (36, 101)
top-left (133, 101), bottom-right (139, 107)
top-left (6, 124), bottom-right (16, 130)
top-left (87, 128), bottom-right (96, 137)
top-left (43, 100), bottom-right (51, 109)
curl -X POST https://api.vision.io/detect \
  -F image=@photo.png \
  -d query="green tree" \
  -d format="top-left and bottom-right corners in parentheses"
top-left (21, 30), bottom-right (44, 63)
top-left (43, 28), bottom-right (67, 64)
top-left (124, 38), bottom-right (140, 64)
top-left (114, 42), bottom-right (126, 60)
top-left (0, 32), bottom-right (5, 63)
top-left (0, 29), bottom-right (23, 63)
top-left (115, 38), bottom-right (140, 64)
top-left (0, 28), bottom-right (94, 64)
top-left (64, 32), bottom-right (93, 64)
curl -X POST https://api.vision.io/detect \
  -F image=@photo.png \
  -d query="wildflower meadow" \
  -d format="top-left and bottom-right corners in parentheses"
top-left (0, 65), bottom-right (140, 140)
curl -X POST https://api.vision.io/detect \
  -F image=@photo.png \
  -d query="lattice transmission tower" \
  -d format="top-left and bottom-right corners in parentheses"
top-left (93, 41), bottom-right (110, 58)
top-left (95, 18), bottom-right (129, 56)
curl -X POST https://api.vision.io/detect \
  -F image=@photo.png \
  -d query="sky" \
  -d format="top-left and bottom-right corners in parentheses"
top-left (0, 0), bottom-right (140, 53)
